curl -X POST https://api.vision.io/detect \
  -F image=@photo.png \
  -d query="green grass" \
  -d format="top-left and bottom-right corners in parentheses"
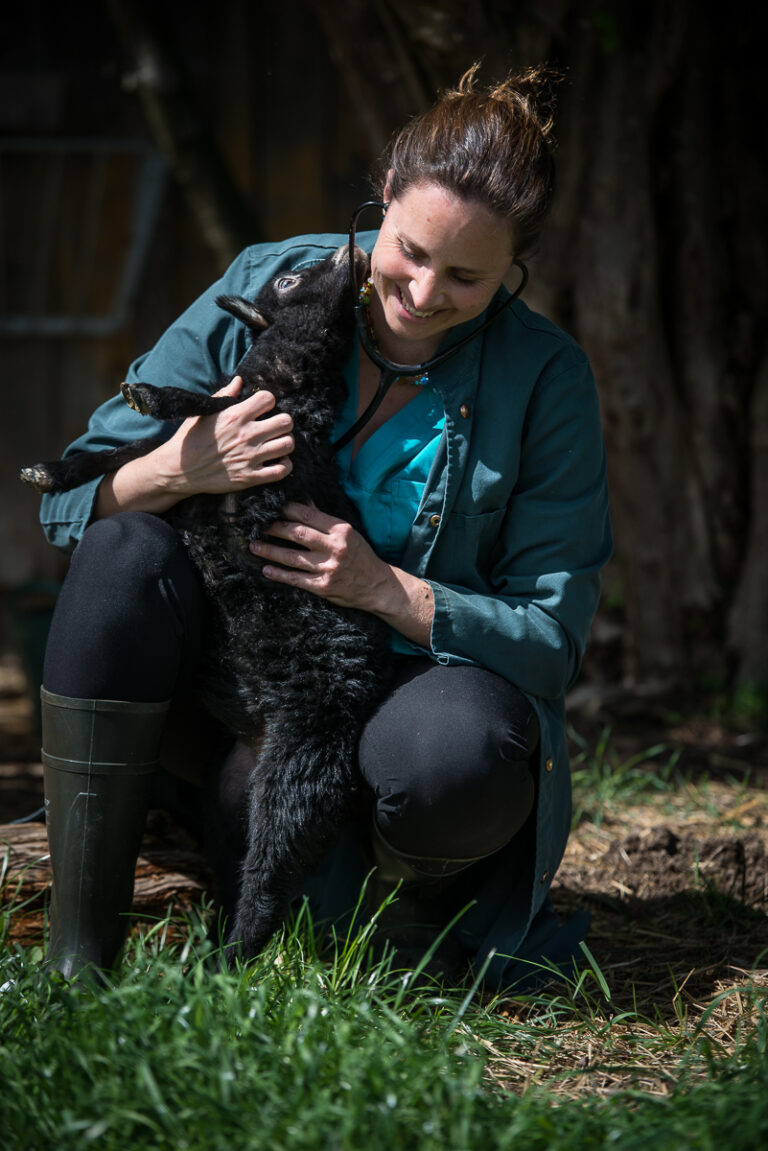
top-left (569, 724), bottom-right (686, 827)
top-left (1, 900), bottom-right (767, 1151)
top-left (2, 727), bottom-right (766, 1149)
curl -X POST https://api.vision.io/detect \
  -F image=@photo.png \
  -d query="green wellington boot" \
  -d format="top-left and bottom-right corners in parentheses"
top-left (40, 688), bottom-right (170, 981)
top-left (368, 818), bottom-right (481, 982)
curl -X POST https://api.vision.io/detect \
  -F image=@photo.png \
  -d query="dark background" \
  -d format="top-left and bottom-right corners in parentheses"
top-left (1, 0), bottom-right (765, 720)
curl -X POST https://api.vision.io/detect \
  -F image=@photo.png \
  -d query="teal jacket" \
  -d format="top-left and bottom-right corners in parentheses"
top-left (40, 232), bottom-right (612, 989)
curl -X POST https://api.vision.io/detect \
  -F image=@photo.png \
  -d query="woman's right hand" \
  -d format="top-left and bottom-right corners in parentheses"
top-left (94, 376), bottom-right (294, 520)
top-left (161, 375), bottom-right (295, 497)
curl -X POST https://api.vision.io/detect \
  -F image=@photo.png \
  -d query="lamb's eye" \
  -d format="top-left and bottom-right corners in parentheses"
top-left (275, 275), bottom-right (300, 293)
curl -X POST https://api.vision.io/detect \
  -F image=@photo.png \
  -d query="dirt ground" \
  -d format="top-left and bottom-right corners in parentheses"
top-left (550, 679), bottom-right (768, 1018)
top-left (2, 649), bottom-right (767, 1029)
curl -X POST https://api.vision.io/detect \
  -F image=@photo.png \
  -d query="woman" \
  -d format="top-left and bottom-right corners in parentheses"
top-left (38, 65), bottom-right (612, 986)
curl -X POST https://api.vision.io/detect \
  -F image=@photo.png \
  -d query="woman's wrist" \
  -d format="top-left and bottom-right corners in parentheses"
top-left (369, 565), bottom-right (435, 648)
top-left (93, 442), bottom-right (187, 519)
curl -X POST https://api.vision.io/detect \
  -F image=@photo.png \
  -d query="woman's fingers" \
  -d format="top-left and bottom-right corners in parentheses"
top-left (262, 504), bottom-right (351, 553)
top-left (246, 422), bottom-right (295, 462)
top-left (273, 501), bottom-right (336, 531)
top-left (250, 507), bottom-right (343, 566)
top-left (249, 456), bottom-right (294, 483)
top-left (250, 538), bottom-right (316, 571)
top-left (248, 505), bottom-right (392, 612)
top-left (213, 374), bottom-right (245, 399)
top-left (169, 383), bottom-right (296, 494)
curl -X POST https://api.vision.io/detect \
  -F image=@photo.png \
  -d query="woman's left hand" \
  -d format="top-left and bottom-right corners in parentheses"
top-left (248, 501), bottom-right (435, 646)
top-left (249, 501), bottom-right (390, 612)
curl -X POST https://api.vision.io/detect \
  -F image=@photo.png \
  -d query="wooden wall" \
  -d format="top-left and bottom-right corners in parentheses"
top-left (0, 1), bottom-right (373, 601)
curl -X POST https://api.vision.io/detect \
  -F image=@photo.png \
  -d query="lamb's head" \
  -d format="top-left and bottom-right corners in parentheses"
top-left (215, 243), bottom-right (369, 346)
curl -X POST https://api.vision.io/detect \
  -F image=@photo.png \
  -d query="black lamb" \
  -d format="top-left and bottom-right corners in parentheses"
top-left (21, 244), bottom-right (393, 961)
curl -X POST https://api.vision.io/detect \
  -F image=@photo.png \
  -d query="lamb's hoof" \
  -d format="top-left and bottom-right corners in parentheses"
top-left (226, 919), bottom-right (273, 967)
top-left (121, 381), bottom-right (153, 415)
top-left (20, 465), bottom-right (55, 493)
top-left (223, 941), bottom-right (242, 971)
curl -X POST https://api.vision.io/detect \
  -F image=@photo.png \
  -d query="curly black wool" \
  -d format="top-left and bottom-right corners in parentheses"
top-left (22, 245), bottom-right (392, 961)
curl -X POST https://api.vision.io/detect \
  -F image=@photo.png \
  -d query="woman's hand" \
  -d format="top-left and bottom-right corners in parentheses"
top-left (249, 501), bottom-right (435, 646)
top-left (160, 376), bottom-right (295, 496)
top-left (95, 377), bottom-right (294, 519)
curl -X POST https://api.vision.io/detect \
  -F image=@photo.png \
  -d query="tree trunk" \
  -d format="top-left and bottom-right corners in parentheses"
top-left (0, 816), bottom-right (211, 948)
top-left (728, 352), bottom-right (768, 692)
top-left (313, 0), bottom-right (767, 700)
top-left (566, 3), bottom-right (691, 685)
top-left (106, 0), bottom-right (261, 270)
top-left (100, 0), bottom-right (767, 704)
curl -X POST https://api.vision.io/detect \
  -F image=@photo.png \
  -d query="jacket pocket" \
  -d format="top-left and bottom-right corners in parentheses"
top-left (439, 506), bottom-right (506, 584)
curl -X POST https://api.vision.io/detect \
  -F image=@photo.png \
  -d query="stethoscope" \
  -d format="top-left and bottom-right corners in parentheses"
top-left (331, 200), bottom-right (529, 453)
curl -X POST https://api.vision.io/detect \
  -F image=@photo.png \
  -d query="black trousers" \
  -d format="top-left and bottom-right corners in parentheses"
top-left (43, 512), bottom-right (538, 862)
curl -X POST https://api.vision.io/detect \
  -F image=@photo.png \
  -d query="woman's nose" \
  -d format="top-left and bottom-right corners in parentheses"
top-left (410, 270), bottom-right (443, 311)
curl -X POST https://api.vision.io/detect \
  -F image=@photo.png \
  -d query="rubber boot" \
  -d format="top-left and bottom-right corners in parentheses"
top-left (40, 688), bottom-right (170, 981)
top-left (369, 819), bottom-right (483, 983)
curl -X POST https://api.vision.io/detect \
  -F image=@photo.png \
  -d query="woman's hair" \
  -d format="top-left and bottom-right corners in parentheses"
top-left (375, 64), bottom-right (560, 258)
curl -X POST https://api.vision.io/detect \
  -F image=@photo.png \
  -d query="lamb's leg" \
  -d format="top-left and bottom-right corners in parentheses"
top-left (121, 382), bottom-right (245, 420)
top-left (20, 383), bottom-right (247, 494)
top-left (20, 439), bottom-right (165, 493)
top-left (225, 722), bottom-right (362, 963)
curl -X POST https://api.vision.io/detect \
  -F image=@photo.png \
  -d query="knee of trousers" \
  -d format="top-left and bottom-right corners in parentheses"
top-left (43, 512), bottom-right (206, 702)
top-left (72, 512), bottom-right (187, 585)
top-left (61, 512), bottom-right (206, 627)
top-left (361, 704), bottom-right (538, 862)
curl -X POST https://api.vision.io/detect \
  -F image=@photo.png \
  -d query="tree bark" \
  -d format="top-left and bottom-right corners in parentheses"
top-left (98, 0), bottom-right (767, 704)
top-left (106, 0), bottom-right (261, 270)
top-left (326, 0), bottom-right (767, 701)
top-left (0, 818), bottom-right (210, 947)
top-left (728, 352), bottom-right (768, 691)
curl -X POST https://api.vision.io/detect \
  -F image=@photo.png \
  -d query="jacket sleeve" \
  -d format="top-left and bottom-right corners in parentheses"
top-left (38, 238), bottom-right (344, 552)
top-left (428, 354), bottom-right (612, 699)
top-left (38, 247), bottom-right (258, 551)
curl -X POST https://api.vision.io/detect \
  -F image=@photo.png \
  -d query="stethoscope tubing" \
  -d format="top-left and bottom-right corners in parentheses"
top-left (332, 201), bottom-right (528, 454)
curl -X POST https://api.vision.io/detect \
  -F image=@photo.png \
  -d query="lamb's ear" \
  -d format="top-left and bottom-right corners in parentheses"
top-left (216, 294), bottom-right (269, 335)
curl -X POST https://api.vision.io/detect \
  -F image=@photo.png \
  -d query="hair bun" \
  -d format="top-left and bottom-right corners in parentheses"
top-left (375, 61), bottom-right (561, 258)
top-left (456, 62), bottom-right (562, 142)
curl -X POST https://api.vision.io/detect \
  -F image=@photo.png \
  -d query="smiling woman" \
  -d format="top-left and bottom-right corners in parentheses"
top-left (367, 184), bottom-right (513, 364)
top-left (34, 62), bottom-right (611, 989)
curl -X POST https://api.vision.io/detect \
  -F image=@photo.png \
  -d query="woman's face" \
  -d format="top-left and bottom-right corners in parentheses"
top-left (368, 180), bottom-right (513, 363)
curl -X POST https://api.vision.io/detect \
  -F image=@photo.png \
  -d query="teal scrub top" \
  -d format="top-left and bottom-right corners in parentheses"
top-left (333, 356), bottom-right (444, 654)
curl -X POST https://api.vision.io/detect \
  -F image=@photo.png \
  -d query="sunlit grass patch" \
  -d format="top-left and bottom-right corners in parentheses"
top-left (1, 725), bottom-right (767, 1149)
top-left (1, 893), bottom-right (767, 1150)
top-left (569, 724), bottom-right (686, 828)
top-left (474, 946), bottom-right (768, 1101)
top-left (0, 907), bottom-right (492, 1150)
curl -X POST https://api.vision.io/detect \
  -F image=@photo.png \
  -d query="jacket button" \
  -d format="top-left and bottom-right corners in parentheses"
top-left (429, 514), bottom-right (441, 527)
top-left (545, 757), bottom-right (554, 772)
top-left (459, 403), bottom-right (471, 418)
